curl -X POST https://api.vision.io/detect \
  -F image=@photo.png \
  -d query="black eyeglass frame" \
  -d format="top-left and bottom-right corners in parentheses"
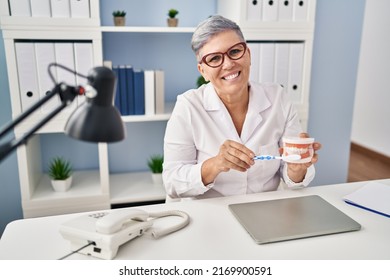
top-left (198, 42), bottom-right (248, 68)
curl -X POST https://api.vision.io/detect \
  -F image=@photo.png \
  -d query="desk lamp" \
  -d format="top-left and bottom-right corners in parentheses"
top-left (0, 63), bottom-right (126, 163)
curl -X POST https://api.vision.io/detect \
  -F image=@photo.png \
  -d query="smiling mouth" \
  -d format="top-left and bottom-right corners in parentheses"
top-left (223, 71), bottom-right (240, 80)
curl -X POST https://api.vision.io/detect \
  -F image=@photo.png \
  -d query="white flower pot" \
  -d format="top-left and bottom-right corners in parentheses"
top-left (51, 176), bottom-right (72, 192)
top-left (151, 173), bottom-right (163, 185)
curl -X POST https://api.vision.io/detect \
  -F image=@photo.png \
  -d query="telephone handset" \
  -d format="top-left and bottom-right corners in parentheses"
top-left (59, 208), bottom-right (190, 259)
top-left (95, 209), bottom-right (149, 234)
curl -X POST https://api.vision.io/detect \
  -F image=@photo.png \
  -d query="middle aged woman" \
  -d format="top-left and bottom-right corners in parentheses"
top-left (163, 15), bottom-right (321, 200)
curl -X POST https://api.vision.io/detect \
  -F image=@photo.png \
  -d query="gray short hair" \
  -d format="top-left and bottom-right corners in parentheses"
top-left (191, 15), bottom-right (245, 59)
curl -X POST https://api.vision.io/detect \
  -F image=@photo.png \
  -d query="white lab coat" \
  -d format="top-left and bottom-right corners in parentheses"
top-left (163, 82), bottom-right (314, 199)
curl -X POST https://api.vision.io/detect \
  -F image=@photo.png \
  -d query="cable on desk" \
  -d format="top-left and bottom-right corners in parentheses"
top-left (58, 241), bottom-right (96, 260)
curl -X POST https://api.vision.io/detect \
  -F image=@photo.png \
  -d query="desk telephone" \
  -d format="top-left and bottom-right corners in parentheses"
top-left (59, 208), bottom-right (190, 259)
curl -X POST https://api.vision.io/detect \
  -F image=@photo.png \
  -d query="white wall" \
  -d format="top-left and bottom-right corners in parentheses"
top-left (351, 0), bottom-right (390, 157)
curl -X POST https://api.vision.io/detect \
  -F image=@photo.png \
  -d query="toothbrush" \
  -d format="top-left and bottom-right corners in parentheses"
top-left (253, 154), bottom-right (301, 161)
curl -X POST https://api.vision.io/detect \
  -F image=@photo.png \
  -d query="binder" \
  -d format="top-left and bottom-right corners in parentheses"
top-left (154, 70), bottom-right (165, 114)
top-left (112, 66), bottom-right (121, 112)
top-left (293, 0), bottom-right (309, 21)
top-left (117, 65), bottom-right (128, 115)
top-left (70, 0), bottom-right (90, 18)
top-left (259, 43), bottom-right (275, 83)
top-left (288, 43), bottom-right (304, 103)
top-left (278, 0), bottom-right (293, 21)
top-left (74, 42), bottom-right (94, 106)
top-left (262, 0), bottom-right (279, 21)
top-left (15, 42), bottom-right (39, 111)
top-left (343, 181), bottom-right (390, 218)
top-left (247, 43), bottom-right (260, 83)
top-left (274, 43), bottom-right (289, 88)
top-left (54, 42), bottom-right (77, 112)
top-left (30, 0), bottom-right (51, 17)
top-left (9, 0), bottom-right (31, 17)
top-left (50, 0), bottom-right (71, 18)
top-left (144, 70), bottom-right (155, 115)
top-left (246, 0), bottom-right (263, 22)
top-left (125, 65), bottom-right (135, 115)
top-left (133, 69), bottom-right (145, 115)
top-left (34, 42), bottom-right (59, 113)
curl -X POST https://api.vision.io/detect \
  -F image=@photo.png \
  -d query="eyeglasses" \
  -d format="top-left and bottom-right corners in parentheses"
top-left (199, 42), bottom-right (247, 68)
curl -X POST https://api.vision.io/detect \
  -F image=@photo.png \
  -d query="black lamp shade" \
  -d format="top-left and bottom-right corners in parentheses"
top-left (65, 66), bottom-right (125, 142)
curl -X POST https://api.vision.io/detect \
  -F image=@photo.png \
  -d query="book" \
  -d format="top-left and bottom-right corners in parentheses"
top-left (118, 65), bottom-right (128, 115)
top-left (144, 70), bottom-right (155, 115)
top-left (125, 65), bottom-right (135, 115)
top-left (112, 66), bottom-right (121, 112)
top-left (154, 70), bottom-right (165, 114)
top-left (133, 69), bottom-right (145, 115)
top-left (343, 181), bottom-right (390, 218)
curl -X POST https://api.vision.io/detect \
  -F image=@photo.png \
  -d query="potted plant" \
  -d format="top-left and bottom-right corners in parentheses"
top-left (48, 157), bottom-right (73, 192)
top-left (112, 10), bottom-right (126, 26)
top-left (147, 154), bottom-right (164, 184)
top-left (167, 9), bottom-right (179, 27)
top-left (196, 75), bottom-right (209, 88)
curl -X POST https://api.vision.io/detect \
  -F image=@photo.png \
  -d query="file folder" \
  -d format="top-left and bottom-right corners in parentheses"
top-left (15, 42), bottom-right (40, 111)
top-left (30, 0), bottom-right (51, 17)
top-left (293, 0), bottom-right (309, 21)
top-left (125, 65), bottom-right (135, 115)
top-left (259, 43), bottom-right (275, 83)
top-left (154, 70), bottom-right (165, 114)
top-left (278, 0), bottom-right (293, 21)
top-left (288, 43), bottom-right (304, 103)
top-left (262, 0), bottom-right (279, 21)
top-left (35, 42), bottom-right (59, 113)
top-left (70, 0), bottom-right (90, 18)
top-left (133, 69), bottom-right (145, 115)
top-left (51, 0), bottom-right (71, 18)
top-left (246, 0), bottom-right (263, 22)
top-left (9, 0), bottom-right (31, 17)
top-left (343, 181), bottom-right (390, 218)
top-left (74, 42), bottom-right (94, 106)
top-left (144, 70), bottom-right (156, 115)
top-left (274, 43), bottom-right (289, 88)
top-left (54, 42), bottom-right (77, 112)
top-left (248, 43), bottom-right (260, 83)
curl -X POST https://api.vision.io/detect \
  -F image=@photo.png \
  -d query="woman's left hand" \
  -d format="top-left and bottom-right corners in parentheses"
top-left (282, 132), bottom-right (322, 183)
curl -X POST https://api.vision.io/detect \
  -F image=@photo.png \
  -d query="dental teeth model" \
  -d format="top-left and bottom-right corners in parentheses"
top-left (282, 137), bottom-right (315, 163)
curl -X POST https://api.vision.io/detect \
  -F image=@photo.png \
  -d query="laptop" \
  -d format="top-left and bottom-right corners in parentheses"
top-left (229, 195), bottom-right (361, 244)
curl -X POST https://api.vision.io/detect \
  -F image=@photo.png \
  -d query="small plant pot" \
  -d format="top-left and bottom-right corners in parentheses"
top-left (167, 18), bottom-right (178, 27)
top-left (114, 17), bottom-right (126, 26)
top-left (151, 173), bottom-right (163, 185)
top-left (51, 176), bottom-right (72, 192)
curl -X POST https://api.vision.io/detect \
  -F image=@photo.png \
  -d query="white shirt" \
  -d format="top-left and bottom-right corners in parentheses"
top-left (163, 82), bottom-right (315, 199)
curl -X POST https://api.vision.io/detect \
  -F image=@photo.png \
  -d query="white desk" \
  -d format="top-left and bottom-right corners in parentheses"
top-left (1, 180), bottom-right (389, 260)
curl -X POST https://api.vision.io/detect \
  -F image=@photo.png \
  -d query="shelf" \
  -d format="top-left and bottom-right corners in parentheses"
top-left (100, 26), bottom-right (195, 33)
top-left (29, 170), bottom-right (104, 205)
top-left (109, 171), bottom-right (166, 205)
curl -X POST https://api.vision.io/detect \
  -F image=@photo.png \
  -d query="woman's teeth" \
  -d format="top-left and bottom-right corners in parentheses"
top-left (224, 72), bottom-right (239, 80)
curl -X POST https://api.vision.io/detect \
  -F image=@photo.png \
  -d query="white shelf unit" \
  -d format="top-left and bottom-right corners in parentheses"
top-left (0, 0), bottom-right (111, 218)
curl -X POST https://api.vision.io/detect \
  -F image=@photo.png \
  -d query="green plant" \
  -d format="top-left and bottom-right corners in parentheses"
top-left (147, 155), bottom-right (164, 174)
top-left (168, 9), bottom-right (179, 18)
top-left (48, 157), bottom-right (73, 180)
top-left (196, 75), bottom-right (209, 88)
top-left (112, 10), bottom-right (126, 17)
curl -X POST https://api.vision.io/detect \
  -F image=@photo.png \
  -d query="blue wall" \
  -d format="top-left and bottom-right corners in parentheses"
top-left (307, 0), bottom-right (365, 185)
top-left (0, 31), bottom-right (23, 236)
top-left (0, 0), bottom-right (366, 236)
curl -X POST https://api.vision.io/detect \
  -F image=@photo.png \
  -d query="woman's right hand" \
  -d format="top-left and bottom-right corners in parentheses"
top-left (201, 140), bottom-right (255, 185)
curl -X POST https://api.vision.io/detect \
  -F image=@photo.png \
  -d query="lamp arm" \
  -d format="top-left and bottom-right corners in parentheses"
top-left (0, 83), bottom-right (83, 162)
